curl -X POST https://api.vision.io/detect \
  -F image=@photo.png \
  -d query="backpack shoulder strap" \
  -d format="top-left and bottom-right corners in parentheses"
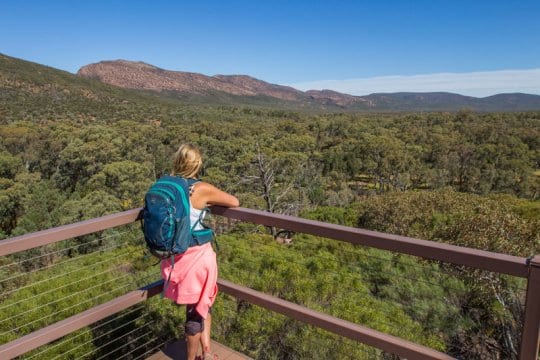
top-left (187, 178), bottom-right (201, 196)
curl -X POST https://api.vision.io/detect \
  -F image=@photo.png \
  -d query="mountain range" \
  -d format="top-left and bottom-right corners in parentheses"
top-left (77, 60), bottom-right (540, 111)
top-left (1, 52), bottom-right (540, 113)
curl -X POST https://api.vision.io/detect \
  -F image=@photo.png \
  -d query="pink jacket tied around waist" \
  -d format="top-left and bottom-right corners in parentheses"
top-left (160, 242), bottom-right (217, 319)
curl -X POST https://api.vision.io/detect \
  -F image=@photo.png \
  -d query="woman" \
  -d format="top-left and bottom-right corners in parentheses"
top-left (161, 143), bottom-right (239, 360)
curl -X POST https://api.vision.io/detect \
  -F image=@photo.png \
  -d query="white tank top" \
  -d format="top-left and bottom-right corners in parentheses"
top-left (189, 182), bottom-right (205, 231)
top-left (190, 207), bottom-right (205, 231)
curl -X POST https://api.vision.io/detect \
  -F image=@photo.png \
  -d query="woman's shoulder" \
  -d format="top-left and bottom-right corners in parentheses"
top-left (192, 181), bottom-right (223, 198)
top-left (192, 181), bottom-right (214, 192)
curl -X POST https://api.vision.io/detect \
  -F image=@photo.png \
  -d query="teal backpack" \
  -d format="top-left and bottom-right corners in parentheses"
top-left (142, 175), bottom-right (214, 259)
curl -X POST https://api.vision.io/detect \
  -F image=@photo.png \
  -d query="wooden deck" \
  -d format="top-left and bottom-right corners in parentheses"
top-left (147, 338), bottom-right (252, 360)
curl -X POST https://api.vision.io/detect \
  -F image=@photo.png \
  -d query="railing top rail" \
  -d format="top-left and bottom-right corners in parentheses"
top-left (211, 207), bottom-right (530, 278)
top-left (0, 206), bottom-right (531, 277)
top-left (0, 209), bottom-right (142, 257)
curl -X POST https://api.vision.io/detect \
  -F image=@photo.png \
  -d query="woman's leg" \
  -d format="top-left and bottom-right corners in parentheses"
top-left (185, 305), bottom-right (204, 360)
top-left (186, 332), bottom-right (201, 360)
top-left (200, 308), bottom-right (212, 355)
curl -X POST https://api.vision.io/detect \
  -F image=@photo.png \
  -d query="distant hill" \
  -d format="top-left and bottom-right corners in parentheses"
top-left (78, 59), bottom-right (540, 111)
top-left (0, 53), bottom-right (195, 124)
top-left (1, 53), bottom-right (539, 115)
top-left (77, 60), bottom-right (316, 106)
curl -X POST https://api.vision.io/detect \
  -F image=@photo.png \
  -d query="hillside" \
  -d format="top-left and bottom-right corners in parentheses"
top-left (2, 53), bottom-right (540, 114)
top-left (78, 60), bottom-right (305, 101)
top-left (79, 59), bottom-right (540, 111)
top-left (77, 60), bottom-right (330, 109)
top-left (0, 53), bottom-right (193, 124)
top-left (0, 53), bottom-right (336, 122)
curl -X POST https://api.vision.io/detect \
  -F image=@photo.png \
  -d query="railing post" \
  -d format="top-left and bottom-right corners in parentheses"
top-left (519, 255), bottom-right (540, 360)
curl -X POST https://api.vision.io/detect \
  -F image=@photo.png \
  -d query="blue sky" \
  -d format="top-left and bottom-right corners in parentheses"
top-left (1, 1), bottom-right (539, 96)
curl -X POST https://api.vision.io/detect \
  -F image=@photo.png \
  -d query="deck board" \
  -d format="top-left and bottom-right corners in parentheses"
top-left (146, 338), bottom-right (252, 360)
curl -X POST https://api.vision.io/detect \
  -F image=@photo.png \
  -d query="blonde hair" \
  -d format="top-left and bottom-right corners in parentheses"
top-left (172, 144), bottom-right (203, 178)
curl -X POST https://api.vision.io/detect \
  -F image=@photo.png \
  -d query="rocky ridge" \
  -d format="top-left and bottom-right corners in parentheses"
top-left (78, 60), bottom-right (540, 111)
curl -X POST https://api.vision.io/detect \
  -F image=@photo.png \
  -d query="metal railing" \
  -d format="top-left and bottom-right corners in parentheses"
top-left (0, 207), bottom-right (538, 359)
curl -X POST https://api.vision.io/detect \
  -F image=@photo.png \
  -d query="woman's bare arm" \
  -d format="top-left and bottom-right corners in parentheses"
top-left (190, 182), bottom-right (239, 209)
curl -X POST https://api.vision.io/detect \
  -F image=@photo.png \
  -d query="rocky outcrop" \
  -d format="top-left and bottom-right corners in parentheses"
top-left (77, 60), bottom-right (367, 106)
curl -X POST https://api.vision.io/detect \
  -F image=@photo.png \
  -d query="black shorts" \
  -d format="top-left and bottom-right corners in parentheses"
top-left (184, 304), bottom-right (212, 335)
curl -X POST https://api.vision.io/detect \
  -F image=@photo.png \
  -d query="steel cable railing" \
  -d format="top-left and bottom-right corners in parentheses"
top-left (217, 232), bottom-right (528, 358)
top-left (1, 274), bottom-right (134, 338)
top-left (301, 336), bottom-right (379, 359)
top-left (125, 333), bottom-right (172, 360)
top-left (0, 213), bottom-right (165, 359)
top-left (121, 337), bottom-right (163, 360)
top-left (83, 321), bottom-right (155, 359)
top-left (131, 338), bottom-right (173, 360)
top-left (227, 235), bottom-right (466, 292)
top-left (221, 240), bottom-right (451, 303)
top-left (0, 250), bottom-right (139, 314)
top-left (7, 273), bottom-right (161, 359)
top-left (214, 287), bottom-right (384, 360)
top-left (96, 322), bottom-right (154, 360)
top-left (220, 257), bottom-right (421, 339)
top-left (0, 240), bottom-right (129, 293)
top-left (0, 244), bottom-right (129, 299)
top-left (48, 316), bottom-right (152, 360)
top-left (0, 269), bottom-right (143, 331)
top-left (246, 233), bottom-right (528, 295)
top-left (227, 235), bottom-right (527, 317)
top-left (1, 207), bottom-right (538, 360)
top-left (0, 257), bottom-right (136, 313)
top-left (0, 230), bottom-right (132, 272)
top-left (1, 239), bottom-right (95, 271)
top-left (24, 304), bottom-right (145, 359)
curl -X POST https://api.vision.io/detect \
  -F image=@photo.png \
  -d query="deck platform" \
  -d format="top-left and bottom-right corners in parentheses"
top-left (147, 338), bottom-right (252, 360)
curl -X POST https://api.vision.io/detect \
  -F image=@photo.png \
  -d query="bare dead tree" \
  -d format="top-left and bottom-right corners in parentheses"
top-left (242, 143), bottom-right (301, 238)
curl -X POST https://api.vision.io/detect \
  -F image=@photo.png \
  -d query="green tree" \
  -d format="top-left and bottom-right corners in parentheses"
top-left (87, 160), bottom-right (153, 209)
